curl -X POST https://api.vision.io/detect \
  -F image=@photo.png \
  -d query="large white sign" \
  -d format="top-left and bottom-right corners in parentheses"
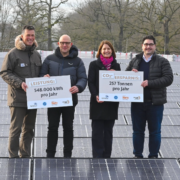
top-left (26, 76), bottom-right (72, 109)
top-left (99, 71), bottom-right (144, 102)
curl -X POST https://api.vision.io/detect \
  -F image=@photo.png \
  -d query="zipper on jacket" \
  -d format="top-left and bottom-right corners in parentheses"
top-left (29, 56), bottom-right (32, 77)
top-left (58, 63), bottom-right (60, 75)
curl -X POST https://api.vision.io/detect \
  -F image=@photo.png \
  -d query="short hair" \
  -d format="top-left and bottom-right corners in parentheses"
top-left (96, 40), bottom-right (116, 58)
top-left (22, 25), bottom-right (35, 34)
top-left (142, 35), bottom-right (156, 44)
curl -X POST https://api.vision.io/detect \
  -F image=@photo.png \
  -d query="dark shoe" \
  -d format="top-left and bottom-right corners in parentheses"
top-left (64, 154), bottom-right (71, 158)
top-left (46, 153), bottom-right (55, 158)
top-left (149, 156), bottom-right (158, 159)
top-left (134, 156), bottom-right (143, 159)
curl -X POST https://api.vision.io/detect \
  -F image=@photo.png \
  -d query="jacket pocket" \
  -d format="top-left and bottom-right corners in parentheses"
top-left (15, 63), bottom-right (30, 77)
top-left (35, 62), bottom-right (42, 76)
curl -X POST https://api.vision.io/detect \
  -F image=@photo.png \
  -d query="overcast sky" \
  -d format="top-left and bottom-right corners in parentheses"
top-left (58, 0), bottom-right (85, 13)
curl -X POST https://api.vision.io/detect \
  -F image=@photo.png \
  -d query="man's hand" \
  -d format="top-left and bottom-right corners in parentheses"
top-left (132, 69), bottom-right (138, 72)
top-left (96, 96), bottom-right (104, 103)
top-left (69, 86), bottom-right (79, 94)
top-left (21, 82), bottom-right (28, 92)
top-left (44, 74), bottom-right (50, 77)
top-left (141, 80), bottom-right (148, 88)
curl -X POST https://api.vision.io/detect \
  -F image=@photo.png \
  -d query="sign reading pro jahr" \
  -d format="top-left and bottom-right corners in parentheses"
top-left (99, 71), bottom-right (144, 102)
top-left (26, 76), bottom-right (72, 109)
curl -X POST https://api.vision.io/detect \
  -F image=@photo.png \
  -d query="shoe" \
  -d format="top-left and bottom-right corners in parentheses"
top-left (149, 156), bottom-right (158, 159)
top-left (46, 153), bottom-right (55, 158)
top-left (134, 156), bottom-right (143, 159)
top-left (64, 154), bottom-right (71, 158)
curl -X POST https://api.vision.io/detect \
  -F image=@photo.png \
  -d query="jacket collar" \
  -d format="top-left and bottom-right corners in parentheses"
top-left (55, 45), bottom-right (78, 59)
top-left (15, 35), bottom-right (38, 51)
top-left (136, 52), bottom-right (156, 60)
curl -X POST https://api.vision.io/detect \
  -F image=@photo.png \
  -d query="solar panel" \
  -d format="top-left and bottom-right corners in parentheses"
top-left (160, 139), bottom-right (180, 158)
top-left (33, 159), bottom-right (180, 180)
top-left (168, 115), bottom-right (180, 125)
top-left (34, 138), bottom-right (150, 158)
top-left (0, 125), bottom-right (9, 137)
top-left (0, 158), bottom-right (30, 180)
top-left (0, 138), bottom-right (9, 157)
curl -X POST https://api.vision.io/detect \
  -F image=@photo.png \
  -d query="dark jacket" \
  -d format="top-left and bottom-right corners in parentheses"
top-left (0, 35), bottom-right (42, 107)
top-left (40, 45), bottom-right (87, 105)
top-left (88, 58), bottom-right (121, 120)
top-left (126, 52), bottom-right (173, 105)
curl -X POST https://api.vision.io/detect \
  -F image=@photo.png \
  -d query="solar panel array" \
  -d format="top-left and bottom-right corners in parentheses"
top-left (0, 54), bottom-right (180, 179)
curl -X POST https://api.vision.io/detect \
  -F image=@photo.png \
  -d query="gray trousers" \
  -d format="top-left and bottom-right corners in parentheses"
top-left (9, 107), bottom-right (37, 158)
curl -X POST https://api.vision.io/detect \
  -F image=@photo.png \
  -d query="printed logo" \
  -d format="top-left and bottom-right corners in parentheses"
top-left (122, 96), bottom-right (129, 100)
top-left (30, 103), bottom-right (37, 107)
top-left (51, 101), bottom-right (58, 105)
top-left (62, 100), bottom-right (69, 104)
top-left (101, 95), bottom-right (109, 100)
top-left (102, 73), bottom-right (114, 79)
top-left (134, 96), bottom-right (140, 100)
top-left (114, 96), bottom-right (118, 100)
top-left (20, 63), bottom-right (25, 67)
top-left (43, 102), bottom-right (47, 106)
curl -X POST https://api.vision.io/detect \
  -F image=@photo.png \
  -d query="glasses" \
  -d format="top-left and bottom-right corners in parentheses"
top-left (143, 43), bottom-right (155, 47)
top-left (59, 42), bottom-right (71, 45)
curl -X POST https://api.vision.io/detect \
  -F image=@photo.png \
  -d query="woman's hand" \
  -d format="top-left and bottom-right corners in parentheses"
top-left (109, 69), bottom-right (115, 71)
top-left (44, 74), bottom-right (50, 77)
top-left (132, 69), bottom-right (138, 72)
top-left (96, 96), bottom-right (104, 103)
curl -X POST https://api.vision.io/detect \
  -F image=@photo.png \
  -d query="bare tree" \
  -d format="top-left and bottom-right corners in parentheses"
top-left (37, 0), bottom-right (68, 50)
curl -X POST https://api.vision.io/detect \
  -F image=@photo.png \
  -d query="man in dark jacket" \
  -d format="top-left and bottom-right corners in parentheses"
top-left (0, 25), bottom-right (42, 158)
top-left (126, 35), bottom-right (173, 158)
top-left (40, 34), bottom-right (87, 158)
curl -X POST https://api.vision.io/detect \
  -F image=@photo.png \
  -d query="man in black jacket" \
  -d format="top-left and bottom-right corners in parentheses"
top-left (40, 35), bottom-right (87, 158)
top-left (126, 35), bottom-right (173, 158)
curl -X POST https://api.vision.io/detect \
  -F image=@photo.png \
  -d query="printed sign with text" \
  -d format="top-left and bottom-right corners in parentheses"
top-left (99, 71), bottom-right (144, 102)
top-left (26, 76), bottom-right (72, 109)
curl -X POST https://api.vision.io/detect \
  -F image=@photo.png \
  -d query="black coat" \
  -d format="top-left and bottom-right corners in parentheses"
top-left (40, 45), bottom-right (87, 105)
top-left (126, 53), bottom-right (173, 105)
top-left (88, 58), bottom-right (121, 120)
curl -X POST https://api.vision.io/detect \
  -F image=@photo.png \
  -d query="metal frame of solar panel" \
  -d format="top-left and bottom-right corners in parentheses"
top-left (1, 54), bottom-right (180, 180)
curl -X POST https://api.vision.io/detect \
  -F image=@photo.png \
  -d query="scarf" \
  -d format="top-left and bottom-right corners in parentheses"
top-left (100, 54), bottom-right (113, 70)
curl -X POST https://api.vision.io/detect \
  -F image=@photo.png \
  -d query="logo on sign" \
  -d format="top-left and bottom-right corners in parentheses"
top-left (114, 96), bottom-right (118, 100)
top-left (123, 96), bottom-right (129, 100)
top-left (102, 95), bottom-right (109, 99)
top-left (51, 101), bottom-right (58, 105)
top-left (134, 96), bottom-right (140, 100)
top-left (102, 73), bottom-right (114, 79)
top-left (63, 100), bottom-right (69, 104)
top-left (43, 102), bottom-right (47, 106)
top-left (30, 103), bottom-right (37, 107)
top-left (29, 79), bottom-right (56, 87)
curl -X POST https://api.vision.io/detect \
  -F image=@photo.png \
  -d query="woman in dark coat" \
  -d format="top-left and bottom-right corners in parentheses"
top-left (88, 40), bottom-right (121, 158)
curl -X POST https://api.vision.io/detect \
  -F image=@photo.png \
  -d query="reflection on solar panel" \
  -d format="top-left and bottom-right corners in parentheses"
top-left (0, 159), bottom-right (30, 180)
top-left (33, 159), bottom-right (180, 180)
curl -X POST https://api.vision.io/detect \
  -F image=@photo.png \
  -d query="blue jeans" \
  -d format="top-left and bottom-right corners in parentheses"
top-left (131, 102), bottom-right (164, 158)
